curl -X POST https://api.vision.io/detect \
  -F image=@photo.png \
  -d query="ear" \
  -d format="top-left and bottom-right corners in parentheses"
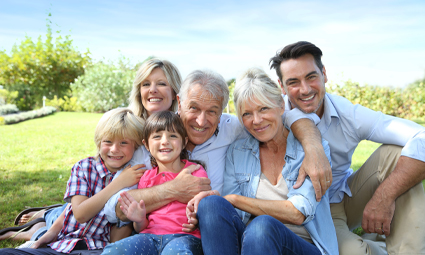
top-left (142, 139), bottom-right (149, 151)
top-left (278, 79), bottom-right (287, 95)
top-left (322, 66), bottom-right (328, 83)
top-left (177, 95), bottom-right (182, 115)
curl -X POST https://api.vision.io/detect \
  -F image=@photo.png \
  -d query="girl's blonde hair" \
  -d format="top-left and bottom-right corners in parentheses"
top-left (128, 58), bottom-right (182, 121)
top-left (94, 108), bottom-right (144, 159)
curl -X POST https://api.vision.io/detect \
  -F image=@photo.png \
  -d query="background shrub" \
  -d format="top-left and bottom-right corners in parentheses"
top-left (0, 104), bottom-right (19, 115)
top-left (2, 106), bottom-right (56, 125)
top-left (46, 95), bottom-right (82, 112)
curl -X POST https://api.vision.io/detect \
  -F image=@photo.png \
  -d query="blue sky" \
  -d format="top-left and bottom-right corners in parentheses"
top-left (1, 0), bottom-right (425, 87)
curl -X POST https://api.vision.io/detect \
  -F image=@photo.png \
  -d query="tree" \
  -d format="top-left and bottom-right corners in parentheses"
top-left (0, 14), bottom-right (91, 110)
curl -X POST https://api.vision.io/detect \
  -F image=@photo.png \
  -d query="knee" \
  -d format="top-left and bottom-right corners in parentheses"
top-left (337, 235), bottom-right (370, 255)
top-left (197, 195), bottom-right (229, 220)
top-left (244, 215), bottom-right (281, 241)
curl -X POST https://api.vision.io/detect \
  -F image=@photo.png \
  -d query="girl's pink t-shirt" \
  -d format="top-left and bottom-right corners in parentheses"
top-left (137, 159), bottom-right (208, 238)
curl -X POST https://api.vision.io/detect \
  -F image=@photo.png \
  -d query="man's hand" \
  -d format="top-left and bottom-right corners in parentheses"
top-left (362, 193), bottom-right (395, 236)
top-left (294, 146), bottom-right (332, 201)
top-left (171, 164), bottom-right (211, 204)
top-left (183, 190), bottom-right (220, 233)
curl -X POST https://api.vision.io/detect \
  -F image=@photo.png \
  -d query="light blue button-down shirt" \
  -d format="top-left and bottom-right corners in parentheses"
top-left (223, 130), bottom-right (338, 255)
top-left (285, 93), bottom-right (425, 203)
top-left (104, 113), bottom-right (247, 224)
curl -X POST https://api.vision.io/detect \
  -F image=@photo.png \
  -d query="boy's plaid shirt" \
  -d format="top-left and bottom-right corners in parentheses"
top-left (49, 157), bottom-right (116, 253)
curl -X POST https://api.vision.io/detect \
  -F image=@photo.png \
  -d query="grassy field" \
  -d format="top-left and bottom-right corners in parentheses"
top-left (0, 112), bottom-right (424, 248)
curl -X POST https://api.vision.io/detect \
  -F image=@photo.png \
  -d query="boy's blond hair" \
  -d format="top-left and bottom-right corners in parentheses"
top-left (94, 108), bottom-right (144, 159)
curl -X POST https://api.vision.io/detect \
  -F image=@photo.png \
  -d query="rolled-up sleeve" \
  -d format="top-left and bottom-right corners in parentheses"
top-left (285, 108), bottom-right (320, 129)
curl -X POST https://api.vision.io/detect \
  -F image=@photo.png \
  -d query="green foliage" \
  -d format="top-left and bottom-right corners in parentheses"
top-left (0, 88), bottom-right (19, 106)
top-left (46, 95), bottom-right (82, 112)
top-left (0, 15), bottom-right (91, 110)
top-left (2, 106), bottom-right (56, 125)
top-left (327, 78), bottom-right (425, 120)
top-left (0, 104), bottom-right (19, 115)
top-left (226, 79), bottom-right (236, 114)
top-left (70, 57), bottom-right (135, 112)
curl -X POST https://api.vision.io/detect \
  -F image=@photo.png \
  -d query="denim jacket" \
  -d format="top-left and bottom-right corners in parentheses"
top-left (222, 131), bottom-right (339, 255)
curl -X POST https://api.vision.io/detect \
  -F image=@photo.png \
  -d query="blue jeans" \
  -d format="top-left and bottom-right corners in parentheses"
top-left (197, 195), bottom-right (321, 255)
top-left (101, 233), bottom-right (202, 255)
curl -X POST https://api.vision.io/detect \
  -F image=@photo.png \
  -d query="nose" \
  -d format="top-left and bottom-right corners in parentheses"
top-left (196, 112), bottom-right (207, 127)
top-left (299, 80), bottom-right (312, 95)
top-left (110, 143), bottom-right (119, 153)
top-left (160, 134), bottom-right (169, 145)
top-left (253, 112), bottom-right (262, 125)
top-left (149, 84), bottom-right (158, 93)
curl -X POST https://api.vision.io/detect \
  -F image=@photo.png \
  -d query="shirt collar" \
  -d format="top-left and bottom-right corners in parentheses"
top-left (96, 157), bottom-right (114, 178)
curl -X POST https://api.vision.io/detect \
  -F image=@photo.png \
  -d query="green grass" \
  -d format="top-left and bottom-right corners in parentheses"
top-left (0, 113), bottom-right (424, 248)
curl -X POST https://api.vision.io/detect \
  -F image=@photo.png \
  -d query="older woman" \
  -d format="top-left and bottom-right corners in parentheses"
top-left (189, 68), bottom-right (338, 255)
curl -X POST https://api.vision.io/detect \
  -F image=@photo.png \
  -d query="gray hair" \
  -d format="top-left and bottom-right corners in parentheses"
top-left (178, 70), bottom-right (229, 111)
top-left (128, 58), bottom-right (182, 120)
top-left (234, 67), bottom-right (283, 123)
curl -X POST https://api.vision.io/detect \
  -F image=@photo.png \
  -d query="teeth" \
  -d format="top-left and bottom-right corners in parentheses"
top-left (149, 98), bottom-right (162, 102)
top-left (109, 156), bottom-right (123, 160)
top-left (160, 149), bottom-right (172, 152)
top-left (193, 127), bottom-right (205, 131)
top-left (301, 94), bottom-right (314, 101)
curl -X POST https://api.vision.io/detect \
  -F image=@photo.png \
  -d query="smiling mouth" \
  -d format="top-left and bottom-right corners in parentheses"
top-left (108, 156), bottom-right (124, 160)
top-left (193, 126), bottom-right (206, 132)
top-left (159, 149), bottom-right (172, 153)
top-left (148, 98), bottom-right (162, 102)
top-left (300, 94), bottom-right (315, 101)
top-left (254, 125), bottom-right (269, 132)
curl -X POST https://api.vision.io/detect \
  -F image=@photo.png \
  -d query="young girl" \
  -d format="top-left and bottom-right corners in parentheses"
top-left (101, 111), bottom-right (206, 255)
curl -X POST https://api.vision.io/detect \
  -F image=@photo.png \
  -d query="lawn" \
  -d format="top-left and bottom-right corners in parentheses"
top-left (0, 112), bottom-right (424, 248)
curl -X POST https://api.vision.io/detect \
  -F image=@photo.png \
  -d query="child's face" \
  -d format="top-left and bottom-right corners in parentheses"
top-left (100, 137), bottom-right (136, 172)
top-left (145, 129), bottom-right (187, 166)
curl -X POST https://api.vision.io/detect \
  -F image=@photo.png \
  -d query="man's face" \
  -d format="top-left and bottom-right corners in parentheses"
top-left (278, 54), bottom-right (327, 118)
top-left (178, 84), bottom-right (222, 151)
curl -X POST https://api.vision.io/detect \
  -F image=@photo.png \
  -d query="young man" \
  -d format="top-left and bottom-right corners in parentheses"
top-left (270, 41), bottom-right (425, 255)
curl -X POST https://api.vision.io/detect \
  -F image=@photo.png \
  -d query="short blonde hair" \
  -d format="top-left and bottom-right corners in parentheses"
top-left (128, 58), bottom-right (182, 120)
top-left (94, 108), bottom-right (144, 159)
top-left (234, 67), bottom-right (283, 123)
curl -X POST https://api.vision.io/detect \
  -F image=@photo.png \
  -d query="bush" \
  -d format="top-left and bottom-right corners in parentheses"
top-left (2, 106), bottom-right (56, 125)
top-left (0, 104), bottom-right (19, 115)
top-left (71, 57), bottom-right (135, 112)
top-left (46, 95), bottom-right (82, 112)
top-left (0, 89), bottom-right (19, 106)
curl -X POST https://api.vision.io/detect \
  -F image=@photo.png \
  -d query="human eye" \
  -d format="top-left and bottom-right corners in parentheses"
top-left (242, 112), bottom-right (251, 117)
top-left (142, 82), bottom-right (150, 87)
top-left (260, 107), bottom-right (269, 112)
top-left (158, 81), bottom-right (168, 86)
top-left (307, 74), bottom-right (317, 80)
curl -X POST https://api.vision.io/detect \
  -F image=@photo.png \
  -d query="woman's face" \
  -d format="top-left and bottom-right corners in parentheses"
top-left (241, 97), bottom-right (285, 143)
top-left (140, 68), bottom-right (176, 116)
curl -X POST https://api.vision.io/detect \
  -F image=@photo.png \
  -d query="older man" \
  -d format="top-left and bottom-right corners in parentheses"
top-left (109, 69), bottom-right (330, 225)
top-left (270, 41), bottom-right (425, 254)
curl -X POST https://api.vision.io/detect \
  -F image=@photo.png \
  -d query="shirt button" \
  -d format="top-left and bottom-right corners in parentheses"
top-left (162, 174), bottom-right (165, 177)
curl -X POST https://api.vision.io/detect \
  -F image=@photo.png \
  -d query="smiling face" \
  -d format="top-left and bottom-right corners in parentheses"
top-left (140, 68), bottom-right (176, 116)
top-left (278, 54), bottom-right (327, 118)
top-left (144, 129), bottom-right (187, 171)
top-left (100, 137), bottom-right (136, 172)
top-left (241, 97), bottom-right (285, 143)
top-left (178, 84), bottom-right (222, 151)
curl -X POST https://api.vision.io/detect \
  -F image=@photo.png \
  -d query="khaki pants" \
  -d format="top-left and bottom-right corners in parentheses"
top-left (331, 145), bottom-right (425, 255)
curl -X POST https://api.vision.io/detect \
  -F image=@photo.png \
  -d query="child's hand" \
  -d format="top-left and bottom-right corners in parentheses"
top-left (115, 164), bottom-right (146, 188)
top-left (119, 191), bottom-right (147, 224)
top-left (30, 230), bottom-right (58, 249)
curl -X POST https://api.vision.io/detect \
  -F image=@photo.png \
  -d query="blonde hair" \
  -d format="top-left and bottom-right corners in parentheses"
top-left (94, 108), bottom-right (144, 159)
top-left (234, 67), bottom-right (283, 123)
top-left (128, 58), bottom-right (182, 120)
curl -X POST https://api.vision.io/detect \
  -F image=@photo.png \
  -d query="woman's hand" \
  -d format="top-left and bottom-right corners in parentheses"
top-left (183, 190), bottom-right (220, 233)
top-left (114, 164), bottom-right (146, 189)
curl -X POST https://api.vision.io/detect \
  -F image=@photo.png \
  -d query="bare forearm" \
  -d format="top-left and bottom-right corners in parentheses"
top-left (291, 118), bottom-right (321, 146)
top-left (225, 195), bottom-right (305, 225)
top-left (116, 183), bottom-right (176, 221)
top-left (376, 156), bottom-right (425, 201)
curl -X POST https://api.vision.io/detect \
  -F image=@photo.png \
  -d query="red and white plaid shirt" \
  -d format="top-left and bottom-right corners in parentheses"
top-left (49, 157), bottom-right (115, 253)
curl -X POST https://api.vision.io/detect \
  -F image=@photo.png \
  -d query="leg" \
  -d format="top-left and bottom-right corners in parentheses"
top-left (241, 215), bottom-right (321, 255)
top-left (197, 195), bottom-right (246, 255)
top-left (101, 233), bottom-right (158, 255)
top-left (0, 247), bottom-right (64, 255)
top-left (160, 234), bottom-right (203, 255)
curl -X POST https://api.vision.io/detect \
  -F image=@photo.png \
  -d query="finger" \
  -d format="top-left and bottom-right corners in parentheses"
top-left (184, 164), bottom-right (201, 174)
top-left (182, 223), bottom-right (196, 233)
top-left (382, 221), bottom-right (390, 236)
top-left (293, 169), bottom-right (307, 189)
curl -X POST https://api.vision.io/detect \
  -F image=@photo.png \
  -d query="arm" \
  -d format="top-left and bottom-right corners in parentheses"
top-left (31, 205), bottom-right (68, 249)
top-left (116, 164), bottom-right (211, 221)
top-left (72, 164), bottom-right (145, 223)
top-left (289, 116), bottom-right (332, 202)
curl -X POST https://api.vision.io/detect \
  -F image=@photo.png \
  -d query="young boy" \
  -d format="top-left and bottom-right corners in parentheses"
top-left (0, 108), bottom-right (146, 255)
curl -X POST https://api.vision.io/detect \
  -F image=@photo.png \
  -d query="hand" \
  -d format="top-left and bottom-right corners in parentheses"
top-left (115, 164), bottom-right (146, 189)
top-left (171, 164), bottom-right (211, 204)
top-left (183, 190), bottom-right (220, 233)
top-left (31, 230), bottom-right (58, 249)
top-left (293, 147), bottom-right (332, 201)
top-left (119, 191), bottom-right (147, 224)
top-left (362, 192), bottom-right (395, 236)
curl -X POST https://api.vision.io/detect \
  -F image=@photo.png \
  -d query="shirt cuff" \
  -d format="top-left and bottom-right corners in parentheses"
top-left (288, 194), bottom-right (315, 224)
top-left (104, 185), bottom-right (137, 223)
top-left (285, 108), bottom-right (320, 129)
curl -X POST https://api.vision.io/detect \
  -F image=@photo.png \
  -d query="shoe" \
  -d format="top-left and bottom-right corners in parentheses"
top-left (14, 204), bottom-right (63, 225)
